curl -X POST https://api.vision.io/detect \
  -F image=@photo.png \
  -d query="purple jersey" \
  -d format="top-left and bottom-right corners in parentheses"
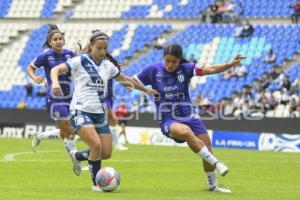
top-left (134, 62), bottom-right (198, 124)
top-left (32, 49), bottom-right (75, 101)
top-left (104, 79), bottom-right (113, 109)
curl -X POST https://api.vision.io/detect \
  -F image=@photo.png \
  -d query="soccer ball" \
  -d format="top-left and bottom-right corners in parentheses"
top-left (95, 167), bottom-right (120, 192)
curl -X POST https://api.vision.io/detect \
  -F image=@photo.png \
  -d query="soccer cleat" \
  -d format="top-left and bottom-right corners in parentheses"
top-left (115, 144), bottom-right (128, 151)
top-left (92, 185), bottom-right (102, 192)
top-left (69, 150), bottom-right (81, 176)
top-left (209, 186), bottom-right (232, 193)
top-left (215, 162), bottom-right (229, 176)
top-left (31, 133), bottom-right (41, 152)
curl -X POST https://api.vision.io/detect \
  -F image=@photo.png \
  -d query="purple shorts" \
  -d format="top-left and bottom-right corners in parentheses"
top-left (160, 114), bottom-right (207, 143)
top-left (46, 99), bottom-right (70, 120)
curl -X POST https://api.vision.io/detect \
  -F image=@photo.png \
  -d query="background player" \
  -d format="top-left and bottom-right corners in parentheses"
top-left (27, 24), bottom-right (79, 174)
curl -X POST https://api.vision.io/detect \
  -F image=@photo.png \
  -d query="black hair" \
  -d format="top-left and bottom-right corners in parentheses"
top-left (163, 44), bottom-right (188, 64)
top-left (43, 24), bottom-right (65, 49)
top-left (106, 53), bottom-right (121, 70)
top-left (89, 30), bottom-right (110, 43)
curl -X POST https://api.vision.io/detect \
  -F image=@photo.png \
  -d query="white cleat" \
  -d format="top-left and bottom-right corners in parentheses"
top-left (92, 185), bottom-right (102, 192)
top-left (81, 165), bottom-right (89, 171)
top-left (215, 162), bottom-right (229, 177)
top-left (209, 186), bottom-right (232, 193)
top-left (115, 144), bottom-right (128, 151)
top-left (31, 133), bottom-right (41, 152)
top-left (69, 150), bottom-right (81, 176)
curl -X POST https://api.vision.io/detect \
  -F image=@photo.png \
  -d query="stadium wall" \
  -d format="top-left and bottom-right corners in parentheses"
top-left (0, 109), bottom-right (299, 152)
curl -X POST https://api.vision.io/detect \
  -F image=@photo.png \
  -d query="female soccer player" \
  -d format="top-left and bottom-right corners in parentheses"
top-left (133, 44), bottom-right (245, 193)
top-left (76, 34), bottom-right (128, 151)
top-left (27, 24), bottom-right (79, 173)
top-left (51, 30), bottom-right (157, 191)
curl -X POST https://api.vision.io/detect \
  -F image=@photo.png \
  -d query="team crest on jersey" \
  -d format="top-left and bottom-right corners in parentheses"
top-left (48, 56), bottom-right (55, 62)
top-left (177, 74), bottom-right (184, 82)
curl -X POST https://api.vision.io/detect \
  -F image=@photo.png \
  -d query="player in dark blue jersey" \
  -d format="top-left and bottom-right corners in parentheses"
top-left (133, 44), bottom-right (245, 193)
top-left (27, 24), bottom-right (80, 174)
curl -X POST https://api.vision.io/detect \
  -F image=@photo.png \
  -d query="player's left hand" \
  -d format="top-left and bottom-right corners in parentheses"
top-left (229, 55), bottom-right (246, 67)
top-left (145, 89), bottom-right (160, 96)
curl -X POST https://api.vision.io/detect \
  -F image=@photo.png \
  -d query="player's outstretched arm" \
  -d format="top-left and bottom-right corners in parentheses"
top-left (115, 73), bottom-right (159, 96)
top-left (50, 63), bottom-right (68, 96)
top-left (201, 55), bottom-right (246, 75)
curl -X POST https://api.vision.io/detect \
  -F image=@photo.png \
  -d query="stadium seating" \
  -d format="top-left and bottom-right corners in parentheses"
top-left (0, 0), bottom-right (299, 117)
top-left (237, 0), bottom-right (295, 18)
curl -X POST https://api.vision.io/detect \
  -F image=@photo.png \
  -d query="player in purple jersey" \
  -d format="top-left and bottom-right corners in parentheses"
top-left (27, 24), bottom-right (79, 174)
top-left (133, 44), bottom-right (245, 193)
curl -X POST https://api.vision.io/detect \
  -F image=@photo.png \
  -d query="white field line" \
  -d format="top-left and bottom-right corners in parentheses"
top-left (1, 151), bottom-right (300, 164)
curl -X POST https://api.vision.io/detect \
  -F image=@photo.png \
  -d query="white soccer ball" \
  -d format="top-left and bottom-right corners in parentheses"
top-left (95, 167), bottom-right (120, 192)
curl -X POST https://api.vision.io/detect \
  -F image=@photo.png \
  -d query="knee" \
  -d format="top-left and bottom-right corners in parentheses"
top-left (90, 140), bottom-right (101, 153)
top-left (101, 151), bottom-right (112, 160)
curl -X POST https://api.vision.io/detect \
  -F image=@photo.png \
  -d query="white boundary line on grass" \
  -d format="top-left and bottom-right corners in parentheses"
top-left (2, 151), bottom-right (61, 162)
top-left (2, 151), bottom-right (300, 164)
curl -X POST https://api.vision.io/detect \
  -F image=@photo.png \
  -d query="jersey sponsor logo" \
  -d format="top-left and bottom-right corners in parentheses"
top-left (48, 56), bottom-right (55, 62)
top-left (86, 78), bottom-right (105, 91)
top-left (163, 85), bottom-right (178, 92)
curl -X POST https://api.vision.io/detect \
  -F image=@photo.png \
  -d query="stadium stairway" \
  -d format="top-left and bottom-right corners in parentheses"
top-left (123, 27), bottom-right (179, 67)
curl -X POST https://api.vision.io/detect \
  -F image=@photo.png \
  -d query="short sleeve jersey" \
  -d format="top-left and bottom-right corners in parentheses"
top-left (31, 48), bottom-right (75, 101)
top-left (66, 53), bottom-right (120, 113)
top-left (134, 62), bottom-right (202, 124)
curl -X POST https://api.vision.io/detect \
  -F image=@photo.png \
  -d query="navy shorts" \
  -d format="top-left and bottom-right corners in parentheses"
top-left (46, 99), bottom-right (70, 120)
top-left (160, 114), bottom-right (208, 143)
top-left (70, 110), bottom-right (111, 134)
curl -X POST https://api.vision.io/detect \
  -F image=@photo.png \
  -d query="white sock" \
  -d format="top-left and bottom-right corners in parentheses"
top-left (64, 138), bottom-right (76, 152)
top-left (37, 129), bottom-right (60, 140)
top-left (206, 171), bottom-right (217, 190)
top-left (197, 146), bottom-right (219, 167)
top-left (74, 134), bottom-right (80, 141)
top-left (110, 126), bottom-right (120, 146)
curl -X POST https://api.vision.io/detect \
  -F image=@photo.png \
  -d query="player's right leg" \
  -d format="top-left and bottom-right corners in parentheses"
top-left (196, 133), bottom-right (231, 193)
top-left (168, 123), bottom-right (230, 177)
top-left (76, 125), bottom-right (102, 188)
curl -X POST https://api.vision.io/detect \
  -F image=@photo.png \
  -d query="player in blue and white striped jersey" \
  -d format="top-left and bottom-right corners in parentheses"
top-left (51, 30), bottom-right (157, 191)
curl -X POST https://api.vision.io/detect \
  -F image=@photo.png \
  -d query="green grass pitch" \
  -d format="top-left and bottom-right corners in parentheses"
top-left (0, 138), bottom-right (299, 200)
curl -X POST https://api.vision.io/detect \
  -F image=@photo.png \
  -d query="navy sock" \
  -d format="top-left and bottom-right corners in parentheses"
top-left (88, 159), bottom-right (101, 186)
top-left (75, 149), bottom-right (90, 161)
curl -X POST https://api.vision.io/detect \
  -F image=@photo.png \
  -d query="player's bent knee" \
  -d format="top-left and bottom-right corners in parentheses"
top-left (101, 152), bottom-right (112, 160)
top-left (90, 141), bottom-right (101, 152)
